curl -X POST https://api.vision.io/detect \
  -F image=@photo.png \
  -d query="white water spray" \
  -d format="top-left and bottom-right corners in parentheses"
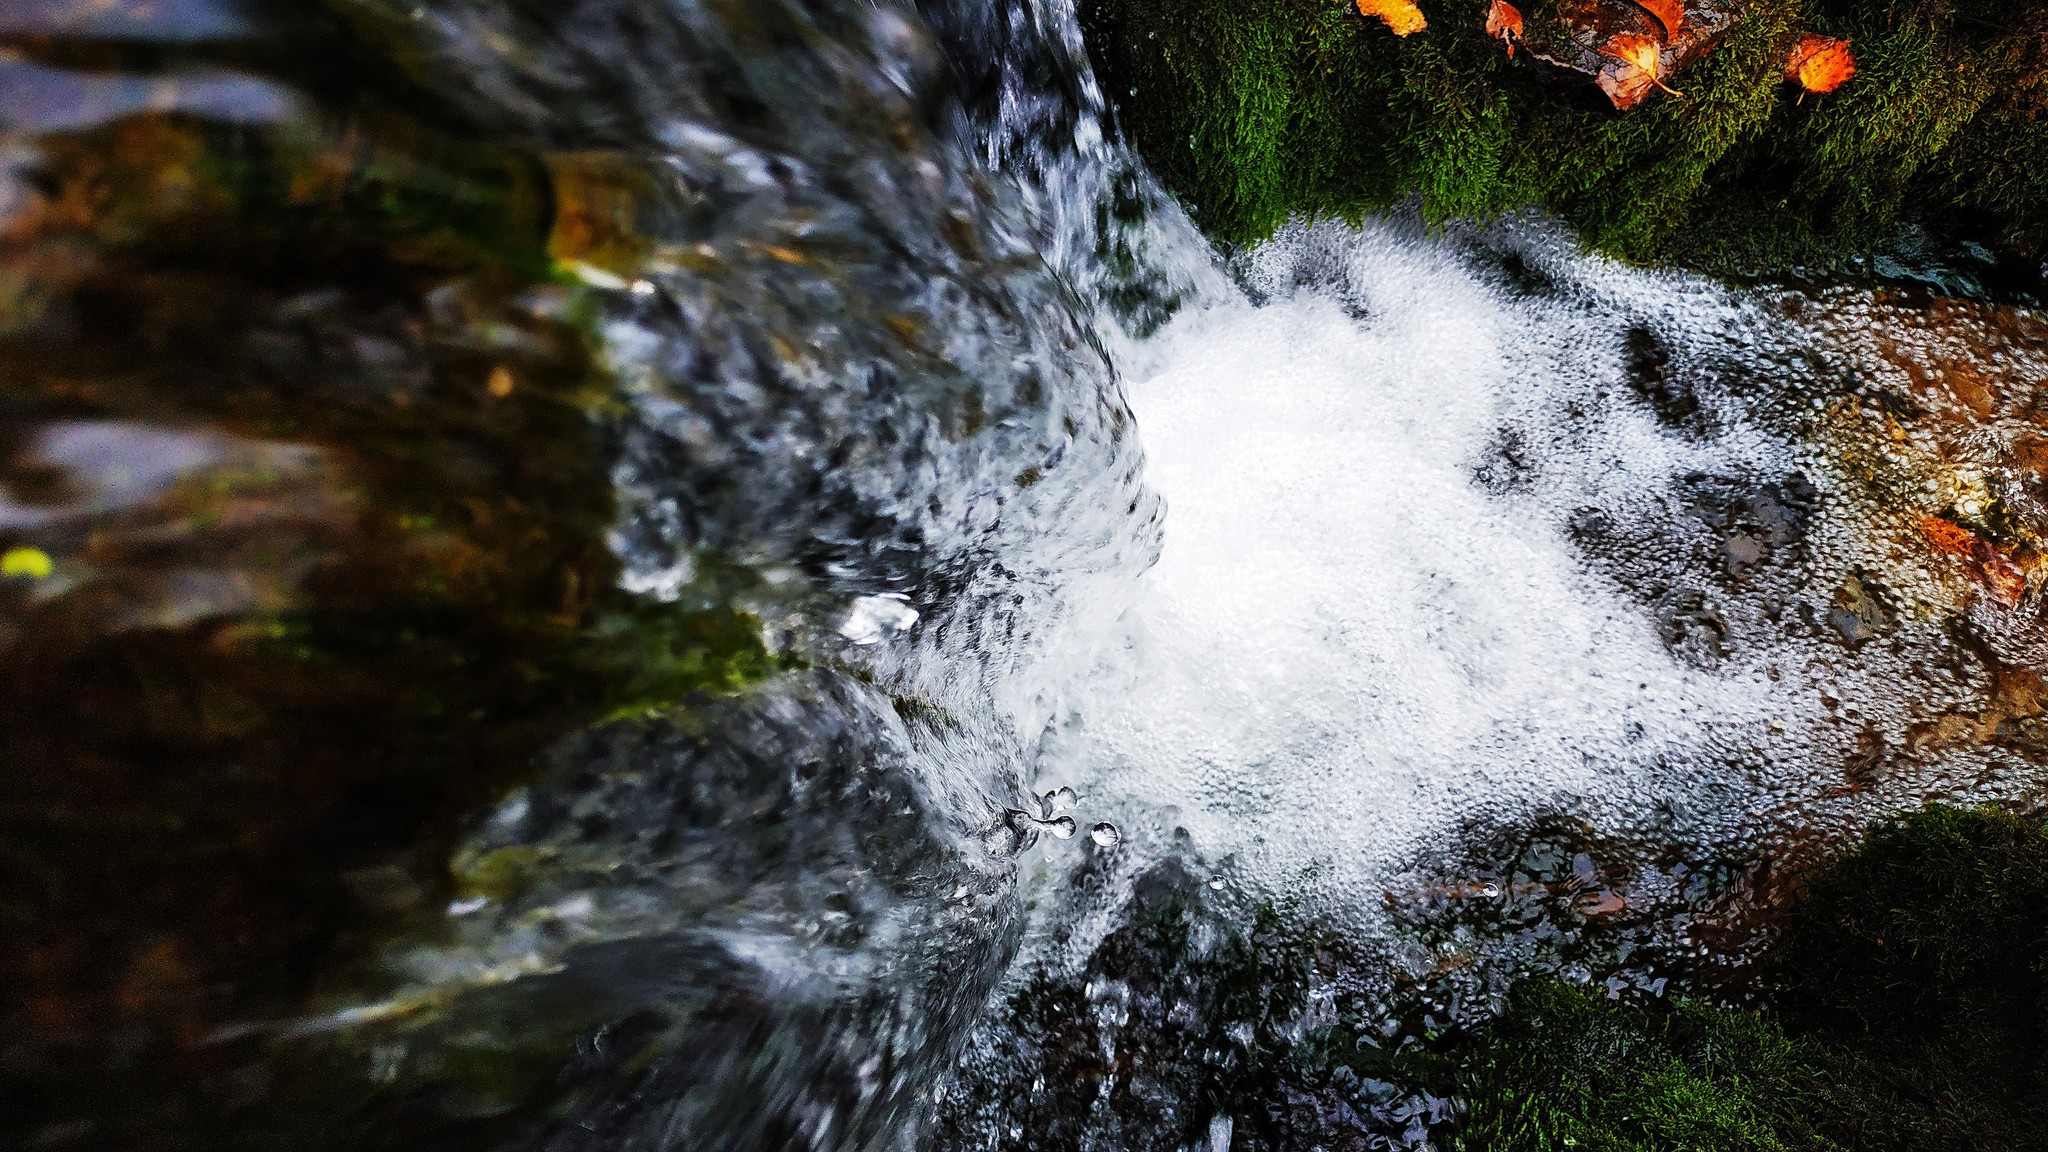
top-left (1030, 216), bottom-right (2019, 953)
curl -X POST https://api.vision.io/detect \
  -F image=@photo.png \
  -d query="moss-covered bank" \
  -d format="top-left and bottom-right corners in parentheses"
top-left (1453, 806), bottom-right (2048, 1149)
top-left (1082, 0), bottom-right (2048, 272)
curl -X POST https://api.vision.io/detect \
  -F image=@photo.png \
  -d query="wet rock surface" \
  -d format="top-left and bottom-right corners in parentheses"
top-left (1521, 0), bottom-right (1743, 111)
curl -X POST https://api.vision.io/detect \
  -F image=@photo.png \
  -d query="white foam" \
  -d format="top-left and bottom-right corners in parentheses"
top-left (1040, 219), bottom-right (1821, 936)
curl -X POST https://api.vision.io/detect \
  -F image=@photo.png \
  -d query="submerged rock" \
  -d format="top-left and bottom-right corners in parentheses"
top-left (0, 8), bottom-right (657, 1143)
top-left (940, 805), bottom-right (2048, 1152)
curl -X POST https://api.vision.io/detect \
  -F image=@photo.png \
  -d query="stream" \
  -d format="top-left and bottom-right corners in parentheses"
top-left (4, 1), bottom-right (2047, 1150)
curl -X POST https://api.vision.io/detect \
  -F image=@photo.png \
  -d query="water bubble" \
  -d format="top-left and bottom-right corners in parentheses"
top-left (1208, 877), bottom-right (1225, 890)
top-left (1047, 816), bottom-right (1078, 840)
top-left (1042, 786), bottom-right (1079, 814)
top-left (1090, 821), bottom-right (1121, 846)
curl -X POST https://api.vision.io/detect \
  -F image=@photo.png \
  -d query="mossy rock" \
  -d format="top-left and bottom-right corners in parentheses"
top-left (1082, 0), bottom-right (2048, 271)
top-left (1771, 804), bottom-right (2048, 1145)
top-left (1448, 805), bottom-right (2048, 1150)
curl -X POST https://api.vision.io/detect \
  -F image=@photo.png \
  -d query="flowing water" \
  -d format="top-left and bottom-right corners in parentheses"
top-left (6, 2), bottom-right (2048, 1150)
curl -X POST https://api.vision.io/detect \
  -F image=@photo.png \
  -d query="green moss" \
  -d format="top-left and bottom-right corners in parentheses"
top-left (1453, 983), bottom-right (1893, 1151)
top-left (1445, 805), bottom-right (2048, 1150)
top-left (1772, 805), bottom-right (2048, 1141)
top-left (1084, 0), bottom-right (2048, 269)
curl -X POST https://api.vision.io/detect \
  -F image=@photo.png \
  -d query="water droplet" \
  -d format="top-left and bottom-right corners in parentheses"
top-left (1047, 816), bottom-right (1077, 840)
top-left (1042, 786), bottom-right (1079, 814)
top-left (1478, 882), bottom-right (1501, 899)
top-left (487, 790), bottom-right (530, 832)
top-left (551, 893), bottom-right (595, 920)
top-left (1208, 877), bottom-right (1226, 890)
top-left (1090, 821), bottom-right (1121, 846)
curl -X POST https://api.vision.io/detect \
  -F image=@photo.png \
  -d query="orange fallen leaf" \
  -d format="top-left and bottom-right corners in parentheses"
top-left (1486, 0), bottom-right (1523, 56)
top-left (1603, 32), bottom-right (1683, 97)
top-left (1633, 0), bottom-right (1684, 39)
top-left (1357, 0), bottom-right (1426, 36)
top-left (1786, 34), bottom-right (1855, 94)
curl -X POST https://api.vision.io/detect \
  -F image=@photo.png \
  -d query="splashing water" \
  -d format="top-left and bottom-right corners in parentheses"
top-left (939, 211), bottom-right (2048, 1147)
top-left (311, 2), bottom-right (2048, 1145)
top-left (1058, 223), bottom-right (1788, 922)
top-left (1053, 214), bottom-right (2043, 905)
top-left (10, 1), bottom-right (2048, 1150)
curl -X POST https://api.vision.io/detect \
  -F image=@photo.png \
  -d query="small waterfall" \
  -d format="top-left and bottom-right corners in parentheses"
top-left (7, 2), bottom-right (2047, 1151)
top-left (265, 1), bottom-right (1178, 1148)
top-left (241, 1), bottom-right (2048, 1147)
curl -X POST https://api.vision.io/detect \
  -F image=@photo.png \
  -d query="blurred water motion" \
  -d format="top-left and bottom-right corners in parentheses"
top-left (0, 1), bottom-right (1155, 1147)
